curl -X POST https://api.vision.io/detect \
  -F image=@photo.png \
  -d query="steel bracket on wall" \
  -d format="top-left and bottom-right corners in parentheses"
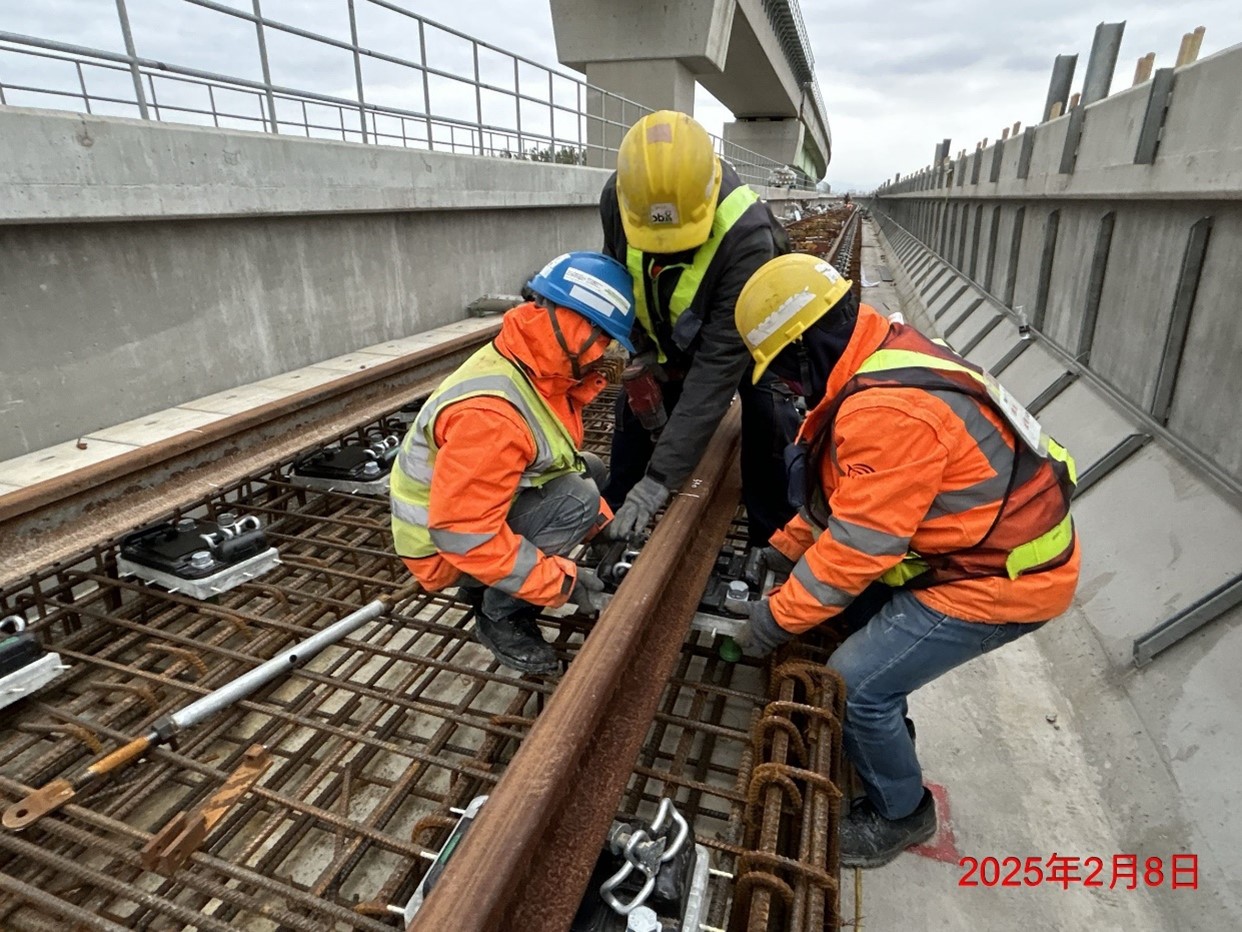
top-left (1133, 573), bottom-right (1242, 666)
top-left (990, 338), bottom-right (1032, 376)
top-left (1072, 432), bottom-right (1151, 498)
top-left (1059, 107), bottom-right (1087, 174)
top-left (1028, 371), bottom-right (1077, 415)
top-left (1135, 69), bottom-right (1176, 164)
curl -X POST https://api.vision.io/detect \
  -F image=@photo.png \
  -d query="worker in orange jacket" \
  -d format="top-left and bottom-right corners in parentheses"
top-left (390, 252), bottom-right (636, 675)
top-left (731, 253), bottom-right (1080, 866)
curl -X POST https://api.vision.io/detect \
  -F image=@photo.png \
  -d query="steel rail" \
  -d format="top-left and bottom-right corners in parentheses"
top-left (410, 403), bottom-right (744, 932)
top-left (0, 324), bottom-right (498, 591)
top-left (0, 325), bottom-right (496, 527)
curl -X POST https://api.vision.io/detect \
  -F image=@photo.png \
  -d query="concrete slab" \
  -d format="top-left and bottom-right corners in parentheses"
top-left (1036, 382), bottom-right (1134, 473)
top-left (945, 305), bottom-right (996, 348)
top-left (965, 321), bottom-right (1021, 373)
top-left (240, 367), bottom-right (351, 396)
top-left (931, 283), bottom-right (972, 320)
top-left (357, 317), bottom-right (499, 357)
top-left (839, 630), bottom-right (1169, 932)
top-left (861, 222), bottom-right (909, 323)
top-left (0, 437), bottom-right (137, 488)
top-left (354, 334), bottom-right (444, 357)
top-left (1127, 604), bottom-right (1242, 927)
top-left (1072, 440), bottom-right (1242, 660)
top-left (84, 407), bottom-right (223, 446)
top-left (178, 383), bottom-right (309, 416)
top-left (305, 351), bottom-right (400, 374)
top-left (989, 341), bottom-right (1064, 407)
top-left (934, 287), bottom-right (978, 324)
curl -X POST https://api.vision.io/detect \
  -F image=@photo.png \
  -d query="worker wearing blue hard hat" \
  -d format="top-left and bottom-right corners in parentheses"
top-left (390, 252), bottom-right (635, 674)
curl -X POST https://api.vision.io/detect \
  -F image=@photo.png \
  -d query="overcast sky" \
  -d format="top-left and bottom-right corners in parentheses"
top-left (2, 1), bottom-right (1237, 190)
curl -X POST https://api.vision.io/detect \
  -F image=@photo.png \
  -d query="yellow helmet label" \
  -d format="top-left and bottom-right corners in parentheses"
top-left (648, 202), bottom-right (679, 225)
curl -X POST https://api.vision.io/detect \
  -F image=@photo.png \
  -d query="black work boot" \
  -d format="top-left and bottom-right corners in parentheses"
top-left (473, 607), bottom-right (558, 675)
top-left (840, 788), bottom-right (936, 868)
top-left (456, 585), bottom-right (485, 615)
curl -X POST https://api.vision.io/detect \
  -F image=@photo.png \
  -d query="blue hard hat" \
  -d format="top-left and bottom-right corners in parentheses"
top-left (527, 252), bottom-right (636, 352)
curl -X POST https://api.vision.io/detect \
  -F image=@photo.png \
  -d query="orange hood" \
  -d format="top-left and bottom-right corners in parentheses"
top-left (493, 301), bottom-right (609, 444)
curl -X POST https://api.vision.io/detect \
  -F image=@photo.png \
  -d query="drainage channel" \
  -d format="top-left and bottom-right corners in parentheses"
top-left (0, 394), bottom-right (846, 929)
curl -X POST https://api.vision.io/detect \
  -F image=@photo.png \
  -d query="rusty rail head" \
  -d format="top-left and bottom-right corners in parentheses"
top-left (410, 403), bottom-right (744, 932)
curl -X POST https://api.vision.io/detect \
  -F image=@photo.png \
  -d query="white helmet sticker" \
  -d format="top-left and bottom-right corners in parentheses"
top-left (563, 267), bottom-right (632, 314)
top-left (568, 284), bottom-right (617, 318)
top-left (746, 289), bottom-right (816, 349)
top-left (814, 261), bottom-right (841, 283)
top-left (649, 202), bottom-right (679, 226)
top-left (539, 253), bottom-right (569, 278)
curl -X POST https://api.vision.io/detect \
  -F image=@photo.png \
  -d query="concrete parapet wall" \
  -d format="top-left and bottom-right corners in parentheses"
top-left (871, 44), bottom-right (1242, 490)
top-left (0, 107), bottom-right (609, 459)
top-left (868, 205), bottom-right (1242, 931)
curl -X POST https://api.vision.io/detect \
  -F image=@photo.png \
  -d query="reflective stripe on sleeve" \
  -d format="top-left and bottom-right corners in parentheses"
top-left (791, 558), bottom-right (855, 608)
top-left (428, 527), bottom-right (495, 555)
top-left (493, 537), bottom-right (541, 595)
top-left (827, 516), bottom-right (910, 557)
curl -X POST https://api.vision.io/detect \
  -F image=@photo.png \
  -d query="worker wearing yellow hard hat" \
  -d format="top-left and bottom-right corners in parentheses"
top-left (599, 110), bottom-right (801, 547)
top-left (730, 252), bottom-right (1081, 868)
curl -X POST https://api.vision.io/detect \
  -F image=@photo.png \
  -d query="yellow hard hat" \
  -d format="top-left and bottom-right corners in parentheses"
top-left (617, 110), bottom-right (722, 254)
top-left (735, 253), bottom-right (854, 383)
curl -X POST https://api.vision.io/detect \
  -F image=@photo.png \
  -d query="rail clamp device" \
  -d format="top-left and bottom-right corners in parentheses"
top-left (287, 432), bottom-right (400, 495)
top-left (403, 797), bottom-right (711, 931)
top-left (0, 616), bottom-right (66, 712)
top-left (402, 795), bottom-right (489, 924)
top-left (116, 512), bottom-right (279, 601)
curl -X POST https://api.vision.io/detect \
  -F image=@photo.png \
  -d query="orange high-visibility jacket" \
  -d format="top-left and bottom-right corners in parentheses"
top-left (768, 305), bottom-right (1080, 633)
top-left (401, 302), bottom-right (612, 606)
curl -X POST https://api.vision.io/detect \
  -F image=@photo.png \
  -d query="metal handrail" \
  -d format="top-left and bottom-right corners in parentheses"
top-left (0, 0), bottom-right (815, 189)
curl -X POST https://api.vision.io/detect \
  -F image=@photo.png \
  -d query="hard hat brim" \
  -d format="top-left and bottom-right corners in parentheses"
top-left (750, 355), bottom-right (772, 385)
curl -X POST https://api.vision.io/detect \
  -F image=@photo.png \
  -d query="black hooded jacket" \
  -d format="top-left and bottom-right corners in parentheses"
top-left (599, 164), bottom-right (789, 489)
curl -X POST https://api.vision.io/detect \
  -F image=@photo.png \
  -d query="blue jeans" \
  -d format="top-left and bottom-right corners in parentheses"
top-left (828, 590), bottom-right (1045, 819)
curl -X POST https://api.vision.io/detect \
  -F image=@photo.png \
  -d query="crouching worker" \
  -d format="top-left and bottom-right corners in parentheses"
top-left (390, 252), bottom-right (636, 675)
top-left (731, 253), bottom-right (1080, 866)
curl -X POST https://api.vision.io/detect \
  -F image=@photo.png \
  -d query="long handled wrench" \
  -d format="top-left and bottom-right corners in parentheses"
top-left (3, 598), bottom-right (390, 830)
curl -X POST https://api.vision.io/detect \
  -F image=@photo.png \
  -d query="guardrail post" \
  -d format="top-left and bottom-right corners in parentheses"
top-left (252, 0), bottom-right (278, 133)
top-left (113, 0), bottom-right (150, 119)
top-left (347, 0), bottom-right (368, 143)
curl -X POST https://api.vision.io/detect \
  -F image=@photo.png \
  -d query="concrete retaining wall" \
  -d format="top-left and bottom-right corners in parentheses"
top-left (0, 107), bottom-right (609, 459)
top-left (864, 42), bottom-right (1242, 679)
top-left (872, 44), bottom-right (1242, 490)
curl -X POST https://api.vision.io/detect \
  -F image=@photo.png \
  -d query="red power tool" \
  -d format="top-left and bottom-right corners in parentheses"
top-left (622, 362), bottom-right (668, 433)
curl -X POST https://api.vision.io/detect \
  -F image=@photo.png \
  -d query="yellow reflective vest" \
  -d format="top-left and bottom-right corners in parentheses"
top-left (390, 343), bottom-right (584, 559)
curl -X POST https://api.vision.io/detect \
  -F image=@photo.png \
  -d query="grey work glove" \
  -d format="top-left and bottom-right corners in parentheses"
top-left (733, 598), bottom-right (795, 658)
top-left (566, 567), bottom-right (606, 616)
top-left (607, 476), bottom-right (671, 540)
top-left (758, 546), bottom-right (797, 579)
